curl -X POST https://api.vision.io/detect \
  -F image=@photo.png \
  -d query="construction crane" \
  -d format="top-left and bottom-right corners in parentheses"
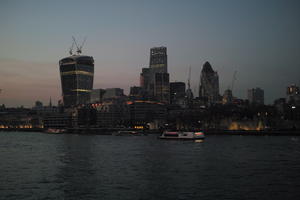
top-left (231, 70), bottom-right (237, 91)
top-left (187, 66), bottom-right (191, 90)
top-left (72, 36), bottom-right (87, 55)
top-left (69, 41), bottom-right (74, 55)
top-left (186, 66), bottom-right (194, 100)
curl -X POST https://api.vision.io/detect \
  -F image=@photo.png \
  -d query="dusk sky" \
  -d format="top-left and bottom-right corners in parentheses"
top-left (0, 0), bottom-right (299, 107)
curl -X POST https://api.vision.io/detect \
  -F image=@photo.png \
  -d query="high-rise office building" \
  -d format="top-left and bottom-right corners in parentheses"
top-left (170, 82), bottom-right (186, 104)
top-left (59, 55), bottom-right (94, 107)
top-left (149, 46), bottom-right (167, 73)
top-left (199, 61), bottom-right (219, 104)
top-left (140, 47), bottom-right (170, 103)
top-left (286, 84), bottom-right (300, 105)
top-left (248, 87), bottom-right (264, 105)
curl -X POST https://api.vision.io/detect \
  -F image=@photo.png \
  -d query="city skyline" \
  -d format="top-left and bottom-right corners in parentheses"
top-left (1, 0), bottom-right (300, 107)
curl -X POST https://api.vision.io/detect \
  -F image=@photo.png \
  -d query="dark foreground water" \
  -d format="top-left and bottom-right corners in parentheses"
top-left (0, 132), bottom-right (300, 200)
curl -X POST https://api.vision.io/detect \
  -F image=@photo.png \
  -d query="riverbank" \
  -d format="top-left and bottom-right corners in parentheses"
top-left (1, 127), bottom-right (300, 136)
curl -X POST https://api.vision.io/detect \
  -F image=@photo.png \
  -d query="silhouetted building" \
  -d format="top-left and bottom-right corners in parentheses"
top-left (287, 84), bottom-right (300, 105)
top-left (222, 89), bottom-right (233, 104)
top-left (91, 88), bottom-right (124, 103)
top-left (103, 88), bottom-right (124, 99)
top-left (274, 98), bottom-right (286, 114)
top-left (199, 62), bottom-right (219, 105)
top-left (140, 47), bottom-right (170, 103)
top-left (59, 55), bottom-right (94, 107)
top-left (44, 113), bottom-right (72, 129)
top-left (34, 101), bottom-right (43, 108)
top-left (170, 82), bottom-right (186, 105)
top-left (130, 86), bottom-right (144, 97)
top-left (248, 87), bottom-right (264, 105)
top-left (90, 89), bottom-right (106, 103)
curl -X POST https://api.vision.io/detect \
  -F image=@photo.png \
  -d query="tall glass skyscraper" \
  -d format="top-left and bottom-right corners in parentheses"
top-left (140, 47), bottom-right (170, 103)
top-left (59, 55), bottom-right (94, 107)
top-left (149, 46), bottom-right (167, 73)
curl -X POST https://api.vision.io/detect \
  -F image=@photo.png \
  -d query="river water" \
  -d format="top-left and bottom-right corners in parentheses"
top-left (0, 132), bottom-right (300, 200)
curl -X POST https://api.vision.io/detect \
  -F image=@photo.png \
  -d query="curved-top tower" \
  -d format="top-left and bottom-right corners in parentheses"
top-left (59, 55), bottom-right (94, 107)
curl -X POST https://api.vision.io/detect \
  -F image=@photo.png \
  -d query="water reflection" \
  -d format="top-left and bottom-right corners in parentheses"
top-left (56, 134), bottom-right (99, 199)
top-left (1, 132), bottom-right (300, 200)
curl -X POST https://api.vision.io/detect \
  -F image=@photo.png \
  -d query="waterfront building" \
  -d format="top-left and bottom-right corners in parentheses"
top-left (248, 87), bottom-right (264, 105)
top-left (199, 62), bottom-right (219, 105)
top-left (43, 113), bottom-right (73, 129)
top-left (140, 47), bottom-right (170, 103)
top-left (128, 100), bottom-right (167, 128)
top-left (92, 98), bottom-right (130, 127)
top-left (59, 55), bottom-right (94, 107)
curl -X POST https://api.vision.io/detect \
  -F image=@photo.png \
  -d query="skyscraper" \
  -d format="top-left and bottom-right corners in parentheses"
top-left (199, 61), bottom-right (219, 104)
top-left (140, 47), bottom-right (170, 103)
top-left (248, 87), bottom-right (264, 105)
top-left (170, 82), bottom-right (186, 104)
top-left (149, 46), bottom-right (167, 73)
top-left (286, 84), bottom-right (300, 105)
top-left (59, 55), bottom-right (94, 107)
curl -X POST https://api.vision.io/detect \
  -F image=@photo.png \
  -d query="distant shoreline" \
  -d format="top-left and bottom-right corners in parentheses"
top-left (1, 128), bottom-right (300, 136)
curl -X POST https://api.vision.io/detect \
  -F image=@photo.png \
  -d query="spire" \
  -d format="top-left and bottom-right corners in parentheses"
top-left (49, 97), bottom-right (52, 107)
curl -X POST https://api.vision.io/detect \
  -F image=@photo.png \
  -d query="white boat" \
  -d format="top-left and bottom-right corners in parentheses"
top-left (44, 128), bottom-right (66, 134)
top-left (159, 131), bottom-right (205, 140)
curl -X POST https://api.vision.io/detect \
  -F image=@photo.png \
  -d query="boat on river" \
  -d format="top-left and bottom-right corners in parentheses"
top-left (44, 128), bottom-right (66, 134)
top-left (159, 131), bottom-right (205, 140)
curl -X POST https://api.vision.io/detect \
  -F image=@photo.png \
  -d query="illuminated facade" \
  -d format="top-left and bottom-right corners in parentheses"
top-left (140, 47), bottom-right (170, 103)
top-left (149, 46), bottom-right (167, 73)
top-left (59, 55), bottom-right (94, 107)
